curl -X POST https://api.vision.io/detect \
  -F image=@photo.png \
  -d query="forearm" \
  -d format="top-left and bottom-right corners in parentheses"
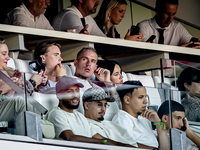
top-left (156, 125), bottom-right (169, 150)
top-left (186, 129), bottom-right (200, 148)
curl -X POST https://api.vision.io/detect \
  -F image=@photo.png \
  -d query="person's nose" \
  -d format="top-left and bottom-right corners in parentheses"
top-left (86, 60), bottom-right (91, 66)
top-left (6, 55), bottom-right (10, 61)
top-left (119, 73), bottom-right (123, 79)
top-left (168, 14), bottom-right (174, 22)
top-left (74, 91), bottom-right (79, 98)
top-left (144, 97), bottom-right (148, 104)
top-left (180, 120), bottom-right (184, 127)
top-left (122, 13), bottom-right (125, 18)
top-left (59, 56), bottom-right (63, 62)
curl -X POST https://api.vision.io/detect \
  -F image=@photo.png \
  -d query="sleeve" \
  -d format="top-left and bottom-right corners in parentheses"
top-left (89, 17), bottom-right (106, 37)
top-left (178, 23), bottom-right (192, 45)
top-left (43, 16), bottom-right (54, 30)
top-left (11, 11), bottom-right (31, 27)
top-left (60, 12), bottom-right (84, 32)
top-left (89, 123), bottom-right (103, 137)
top-left (112, 114), bottom-right (136, 141)
top-left (48, 109), bottom-right (72, 139)
top-left (137, 21), bottom-right (151, 42)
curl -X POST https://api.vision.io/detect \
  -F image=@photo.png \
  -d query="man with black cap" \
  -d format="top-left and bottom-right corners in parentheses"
top-left (47, 76), bottom-right (123, 145)
top-left (83, 87), bottom-right (138, 148)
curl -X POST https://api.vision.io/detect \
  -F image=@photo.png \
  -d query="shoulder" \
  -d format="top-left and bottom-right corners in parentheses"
top-left (138, 18), bottom-right (151, 26)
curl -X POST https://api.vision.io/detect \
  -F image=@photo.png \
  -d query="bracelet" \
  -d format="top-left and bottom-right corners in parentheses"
top-left (103, 140), bottom-right (107, 144)
top-left (30, 78), bottom-right (38, 89)
top-left (153, 120), bottom-right (162, 125)
top-left (0, 92), bottom-right (6, 100)
top-left (57, 76), bottom-right (62, 79)
top-left (153, 120), bottom-right (166, 130)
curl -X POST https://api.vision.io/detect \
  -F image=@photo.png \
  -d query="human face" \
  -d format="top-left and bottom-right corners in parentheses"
top-left (0, 44), bottom-right (10, 70)
top-left (165, 111), bottom-right (185, 130)
top-left (187, 82), bottom-right (200, 94)
top-left (82, 0), bottom-right (100, 16)
top-left (41, 45), bottom-right (63, 71)
top-left (32, 0), bottom-right (50, 16)
top-left (110, 4), bottom-right (127, 26)
top-left (57, 85), bottom-right (80, 110)
top-left (86, 100), bottom-right (107, 121)
top-left (110, 64), bottom-right (123, 84)
top-left (128, 87), bottom-right (148, 118)
top-left (156, 2), bottom-right (178, 27)
top-left (74, 50), bottom-right (97, 79)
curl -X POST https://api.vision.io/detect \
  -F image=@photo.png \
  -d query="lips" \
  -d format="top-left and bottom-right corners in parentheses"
top-left (84, 68), bottom-right (91, 73)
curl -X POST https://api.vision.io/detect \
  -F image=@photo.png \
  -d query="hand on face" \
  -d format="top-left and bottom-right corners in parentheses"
top-left (124, 30), bottom-right (143, 42)
top-left (54, 63), bottom-right (66, 77)
top-left (94, 67), bottom-right (111, 82)
top-left (141, 109), bottom-right (160, 123)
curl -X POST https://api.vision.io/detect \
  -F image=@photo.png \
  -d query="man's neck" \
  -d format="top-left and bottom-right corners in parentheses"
top-left (74, 73), bottom-right (90, 80)
top-left (155, 15), bottom-right (165, 28)
top-left (59, 103), bottom-right (73, 113)
top-left (122, 106), bottom-right (138, 118)
top-left (76, 5), bottom-right (90, 18)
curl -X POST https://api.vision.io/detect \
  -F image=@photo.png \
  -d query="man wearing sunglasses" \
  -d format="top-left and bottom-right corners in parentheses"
top-left (112, 81), bottom-right (169, 149)
top-left (83, 87), bottom-right (138, 148)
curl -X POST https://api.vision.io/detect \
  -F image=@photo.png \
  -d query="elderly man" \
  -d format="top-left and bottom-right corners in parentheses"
top-left (48, 76), bottom-right (126, 146)
top-left (4, 0), bottom-right (53, 30)
top-left (137, 0), bottom-right (200, 48)
top-left (52, 0), bottom-right (106, 36)
top-left (83, 87), bottom-right (138, 148)
top-left (112, 81), bottom-right (169, 149)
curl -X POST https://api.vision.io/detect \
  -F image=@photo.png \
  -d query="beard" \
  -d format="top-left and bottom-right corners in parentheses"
top-left (62, 98), bottom-right (79, 110)
top-left (97, 116), bottom-right (104, 121)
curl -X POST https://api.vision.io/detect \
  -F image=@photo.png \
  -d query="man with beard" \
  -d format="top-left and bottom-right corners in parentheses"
top-left (83, 87), bottom-right (138, 148)
top-left (5, 0), bottom-right (53, 30)
top-left (112, 81), bottom-right (169, 149)
top-left (47, 76), bottom-right (124, 145)
top-left (52, 0), bottom-right (106, 36)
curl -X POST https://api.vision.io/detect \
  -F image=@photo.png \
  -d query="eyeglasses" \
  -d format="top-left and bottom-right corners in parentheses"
top-left (88, 102), bottom-right (110, 108)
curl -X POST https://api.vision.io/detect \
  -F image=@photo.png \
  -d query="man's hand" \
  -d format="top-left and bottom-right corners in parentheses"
top-left (30, 70), bottom-right (46, 86)
top-left (141, 109), bottom-right (160, 123)
top-left (94, 67), bottom-right (111, 83)
top-left (124, 29), bottom-right (143, 42)
top-left (54, 63), bottom-right (66, 77)
top-left (80, 24), bottom-right (89, 35)
top-left (181, 38), bottom-right (200, 49)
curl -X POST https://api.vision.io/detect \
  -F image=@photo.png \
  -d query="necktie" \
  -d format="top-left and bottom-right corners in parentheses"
top-left (158, 29), bottom-right (165, 44)
top-left (81, 18), bottom-right (86, 27)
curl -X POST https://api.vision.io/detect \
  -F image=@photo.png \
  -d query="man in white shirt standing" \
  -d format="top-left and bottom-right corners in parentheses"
top-left (112, 81), bottom-right (169, 149)
top-left (83, 87), bottom-right (138, 148)
top-left (137, 0), bottom-right (200, 48)
top-left (4, 0), bottom-right (54, 30)
top-left (52, 0), bottom-right (106, 36)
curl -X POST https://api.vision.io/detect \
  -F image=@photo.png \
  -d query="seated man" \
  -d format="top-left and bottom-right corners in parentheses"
top-left (137, 0), bottom-right (200, 48)
top-left (52, 0), bottom-right (106, 36)
top-left (83, 87), bottom-right (138, 148)
top-left (47, 76), bottom-right (121, 145)
top-left (4, 0), bottom-right (53, 30)
top-left (112, 81), bottom-right (169, 149)
top-left (158, 100), bottom-right (200, 149)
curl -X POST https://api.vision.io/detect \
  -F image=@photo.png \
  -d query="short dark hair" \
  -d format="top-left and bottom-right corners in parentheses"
top-left (71, 0), bottom-right (79, 7)
top-left (156, 0), bottom-right (179, 12)
top-left (97, 60), bottom-right (122, 75)
top-left (157, 100), bottom-right (185, 119)
top-left (34, 41), bottom-right (61, 59)
top-left (117, 81), bottom-right (143, 103)
top-left (177, 67), bottom-right (200, 91)
top-left (76, 47), bottom-right (98, 60)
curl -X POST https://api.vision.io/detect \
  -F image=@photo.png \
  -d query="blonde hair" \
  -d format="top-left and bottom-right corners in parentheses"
top-left (95, 0), bottom-right (127, 38)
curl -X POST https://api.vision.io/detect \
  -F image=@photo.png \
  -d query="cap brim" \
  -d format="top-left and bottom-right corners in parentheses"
top-left (73, 83), bottom-right (84, 88)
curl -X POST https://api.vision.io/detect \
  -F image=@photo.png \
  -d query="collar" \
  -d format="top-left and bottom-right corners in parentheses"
top-left (21, 3), bottom-right (41, 20)
top-left (71, 5), bottom-right (84, 18)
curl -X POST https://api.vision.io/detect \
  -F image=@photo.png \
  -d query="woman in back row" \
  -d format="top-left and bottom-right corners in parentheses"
top-left (95, 0), bottom-right (143, 41)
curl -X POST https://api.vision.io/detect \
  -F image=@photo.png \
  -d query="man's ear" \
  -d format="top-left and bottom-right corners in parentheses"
top-left (184, 83), bottom-right (190, 91)
top-left (124, 95), bottom-right (130, 105)
top-left (74, 59), bottom-right (78, 67)
top-left (84, 102), bottom-right (89, 110)
top-left (162, 115), bottom-right (169, 123)
top-left (40, 55), bottom-right (45, 63)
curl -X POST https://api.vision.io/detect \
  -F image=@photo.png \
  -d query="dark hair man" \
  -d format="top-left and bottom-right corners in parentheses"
top-left (158, 100), bottom-right (200, 149)
top-left (112, 81), bottom-right (169, 149)
top-left (137, 0), bottom-right (200, 48)
top-left (52, 0), bottom-right (106, 36)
